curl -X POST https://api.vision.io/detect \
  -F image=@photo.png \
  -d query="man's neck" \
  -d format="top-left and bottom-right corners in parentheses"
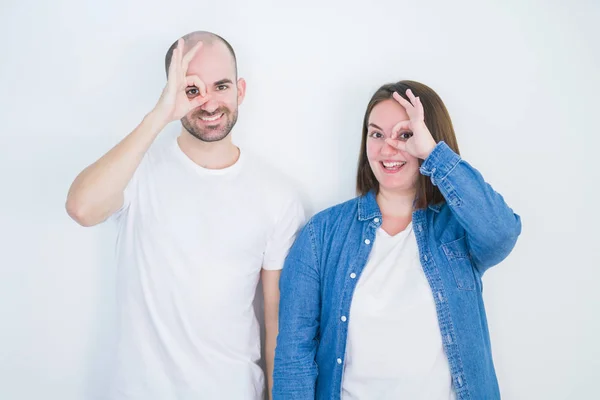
top-left (177, 131), bottom-right (240, 169)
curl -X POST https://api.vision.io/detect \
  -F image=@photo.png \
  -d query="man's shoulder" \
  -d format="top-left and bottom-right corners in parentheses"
top-left (241, 152), bottom-right (300, 198)
top-left (132, 134), bottom-right (176, 176)
top-left (146, 134), bottom-right (176, 160)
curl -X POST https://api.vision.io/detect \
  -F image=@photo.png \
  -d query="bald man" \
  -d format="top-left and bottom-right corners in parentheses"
top-left (66, 31), bottom-right (305, 400)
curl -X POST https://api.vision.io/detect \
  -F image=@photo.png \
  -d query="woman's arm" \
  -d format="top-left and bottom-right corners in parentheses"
top-left (272, 221), bottom-right (321, 400)
top-left (386, 89), bottom-right (521, 273)
top-left (420, 141), bottom-right (521, 272)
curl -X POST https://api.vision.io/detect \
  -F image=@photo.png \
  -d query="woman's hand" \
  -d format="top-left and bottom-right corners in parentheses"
top-left (385, 89), bottom-right (437, 160)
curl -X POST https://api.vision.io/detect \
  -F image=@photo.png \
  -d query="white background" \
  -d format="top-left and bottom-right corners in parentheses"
top-left (1, 0), bottom-right (598, 399)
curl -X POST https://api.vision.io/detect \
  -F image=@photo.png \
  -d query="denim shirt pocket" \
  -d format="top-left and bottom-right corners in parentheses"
top-left (441, 236), bottom-right (476, 291)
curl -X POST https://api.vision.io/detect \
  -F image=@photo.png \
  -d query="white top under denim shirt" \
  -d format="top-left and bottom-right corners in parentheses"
top-left (273, 141), bottom-right (522, 400)
top-left (342, 224), bottom-right (456, 400)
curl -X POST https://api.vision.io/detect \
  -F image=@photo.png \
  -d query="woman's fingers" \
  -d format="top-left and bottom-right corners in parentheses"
top-left (406, 89), bottom-right (418, 106)
top-left (416, 96), bottom-right (424, 120)
top-left (393, 91), bottom-right (413, 111)
top-left (385, 137), bottom-right (407, 151)
top-left (391, 120), bottom-right (411, 138)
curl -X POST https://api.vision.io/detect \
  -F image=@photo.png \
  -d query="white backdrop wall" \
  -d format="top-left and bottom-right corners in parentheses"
top-left (0, 0), bottom-right (598, 399)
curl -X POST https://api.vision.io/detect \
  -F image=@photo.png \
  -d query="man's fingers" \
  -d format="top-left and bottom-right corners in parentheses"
top-left (167, 49), bottom-right (178, 78)
top-left (189, 96), bottom-right (208, 109)
top-left (168, 39), bottom-right (185, 83)
top-left (182, 41), bottom-right (203, 73)
top-left (175, 38), bottom-right (184, 63)
top-left (167, 44), bottom-right (183, 85)
top-left (186, 75), bottom-right (207, 97)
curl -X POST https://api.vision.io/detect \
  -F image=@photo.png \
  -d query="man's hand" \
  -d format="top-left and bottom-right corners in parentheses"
top-left (153, 38), bottom-right (207, 123)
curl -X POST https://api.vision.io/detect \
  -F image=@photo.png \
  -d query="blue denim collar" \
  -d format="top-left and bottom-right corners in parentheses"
top-left (358, 189), bottom-right (443, 220)
top-left (357, 190), bottom-right (381, 221)
top-left (428, 203), bottom-right (443, 213)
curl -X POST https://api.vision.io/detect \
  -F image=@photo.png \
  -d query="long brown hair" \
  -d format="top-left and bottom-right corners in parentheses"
top-left (356, 80), bottom-right (460, 209)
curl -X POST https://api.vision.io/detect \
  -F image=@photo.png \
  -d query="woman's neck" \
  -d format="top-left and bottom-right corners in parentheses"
top-left (376, 188), bottom-right (416, 236)
top-left (376, 188), bottom-right (416, 217)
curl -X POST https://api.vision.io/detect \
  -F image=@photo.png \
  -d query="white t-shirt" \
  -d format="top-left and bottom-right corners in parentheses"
top-left (342, 223), bottom-right (456, 400)
top-left (106, 135), bottom-right (305, 400)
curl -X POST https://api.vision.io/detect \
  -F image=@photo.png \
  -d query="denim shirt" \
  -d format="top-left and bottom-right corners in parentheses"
top-left (273, 142), bottom-right (522, 400)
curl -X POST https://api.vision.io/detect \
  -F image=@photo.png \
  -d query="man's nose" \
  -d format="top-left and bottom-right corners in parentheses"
top-left (200, 95), bottom-right (219, 113)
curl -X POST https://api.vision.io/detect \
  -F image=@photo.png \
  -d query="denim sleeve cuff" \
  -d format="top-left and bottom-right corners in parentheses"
top-left (419, 141), bottom-right (462, 184)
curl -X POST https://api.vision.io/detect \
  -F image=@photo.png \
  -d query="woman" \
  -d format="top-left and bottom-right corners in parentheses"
top-left (272, 80), bottom-right (521, 400)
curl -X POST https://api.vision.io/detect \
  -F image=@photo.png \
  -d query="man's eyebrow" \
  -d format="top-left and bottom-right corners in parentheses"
top-left (213, 79), bottom-right (233, 86)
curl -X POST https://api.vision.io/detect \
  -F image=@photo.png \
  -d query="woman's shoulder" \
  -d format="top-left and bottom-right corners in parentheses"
top-left (307, 196), bottom-right (361, 229)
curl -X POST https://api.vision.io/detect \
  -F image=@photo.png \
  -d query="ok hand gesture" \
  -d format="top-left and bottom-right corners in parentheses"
top-left (154, 38), bottom-right (207, 122)
top-left (385, 89), bottom-right (437, 160)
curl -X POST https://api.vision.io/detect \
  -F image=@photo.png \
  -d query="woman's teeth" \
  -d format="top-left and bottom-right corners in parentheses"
top-left (382, 161), bottom-right (407, 169)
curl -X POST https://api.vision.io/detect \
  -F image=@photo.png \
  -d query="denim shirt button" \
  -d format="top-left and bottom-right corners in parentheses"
top-left (374, 218), bottom-right (380, 223)
top-left (417, 224), bottom-right (422, 232)
top-left (424, 255), bottom-right (429, 262)
top-left (337, 358), bottom-right (342, 365)
top-left (350, 273), bottom-right (357, 279)
top-left (341, 316), bottom-right (347, 322)
top-left (364, 239), bottom-right (371, 245)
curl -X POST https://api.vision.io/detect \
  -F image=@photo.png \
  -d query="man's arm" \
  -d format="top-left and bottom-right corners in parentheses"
top-left (262, 268), bottom-right (281, 400)
top-left (65, 112), bottom-right (166, 226)
top-left (65, 39), bottom-right (205, 226)
top-left (261, 193), bottom-right (306, 399)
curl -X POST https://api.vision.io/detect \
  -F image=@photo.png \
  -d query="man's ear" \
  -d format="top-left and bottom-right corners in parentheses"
top-left (237, 78), bottom-right (247, 105)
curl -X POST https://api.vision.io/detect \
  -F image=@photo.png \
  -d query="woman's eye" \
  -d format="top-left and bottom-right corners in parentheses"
top-left (398, 131), bottom-right (413, 141)
top-left (369, 131), bottom-right (383, 139)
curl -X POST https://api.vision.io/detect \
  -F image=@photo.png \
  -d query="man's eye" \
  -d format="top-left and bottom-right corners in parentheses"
top-left (186, 87), bottom-right (199, 96)
top-left (216, 85), bottom-right (229, 91)
top-left (398, 131), bottom-right (413, 141)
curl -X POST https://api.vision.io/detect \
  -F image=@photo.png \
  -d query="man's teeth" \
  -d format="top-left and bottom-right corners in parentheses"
top-left (200, 113), bottom-right (222, 122)
top-left (382, 161), bottom-right (406, 168)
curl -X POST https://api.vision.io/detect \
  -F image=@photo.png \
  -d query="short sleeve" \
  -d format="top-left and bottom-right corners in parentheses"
top-left (106, 153), bottom-right (148, 223)
top-left (262, 194), bottom-right (306, 271)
